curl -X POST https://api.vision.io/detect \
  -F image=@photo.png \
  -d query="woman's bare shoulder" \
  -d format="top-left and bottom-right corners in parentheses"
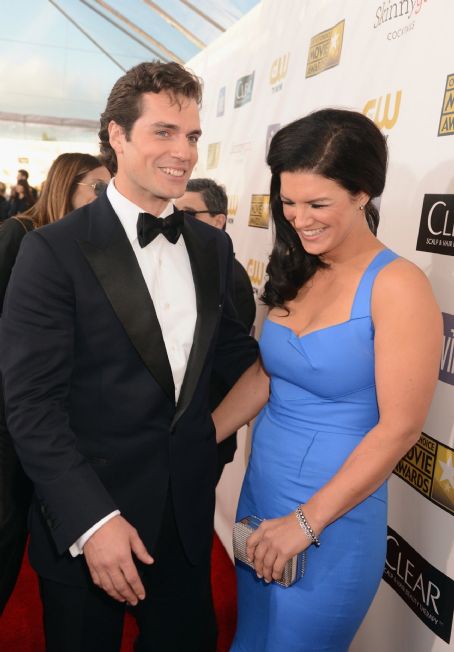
top-left (372, 254), bottom-right (441, 324)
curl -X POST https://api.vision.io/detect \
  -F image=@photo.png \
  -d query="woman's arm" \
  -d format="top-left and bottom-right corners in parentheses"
top-left (304, 259), bottom-right (441, 532)
top-left (212, 356), bottom-right (270, 443)
top-left (247, 259), bottom-right (442, 582)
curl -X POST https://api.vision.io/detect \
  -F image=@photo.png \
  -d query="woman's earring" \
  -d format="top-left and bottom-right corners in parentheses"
top-left (359, 205), bottom-right (364, 211)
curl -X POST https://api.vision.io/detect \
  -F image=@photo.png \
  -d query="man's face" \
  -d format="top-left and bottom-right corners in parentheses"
top-left (175, 190), bottom-right (226, 229)
top-left (109, 91), bottom-right (201, 214)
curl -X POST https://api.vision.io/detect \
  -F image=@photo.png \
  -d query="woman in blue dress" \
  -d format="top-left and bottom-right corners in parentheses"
top-left (213, 109), bottom-right (441, 651)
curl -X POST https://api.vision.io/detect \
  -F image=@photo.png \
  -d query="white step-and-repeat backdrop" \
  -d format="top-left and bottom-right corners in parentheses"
top-left (188, 1), bottom-right (454, 649)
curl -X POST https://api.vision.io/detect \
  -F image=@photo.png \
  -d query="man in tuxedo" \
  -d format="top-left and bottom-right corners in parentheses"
top-left (0, 61), bottom-right (257, 652)
top-left (175, 179), bottom-right (256, 483)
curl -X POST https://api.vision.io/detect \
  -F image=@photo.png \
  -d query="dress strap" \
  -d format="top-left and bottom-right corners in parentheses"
top-left (350, 249), bottom-right (399, 319)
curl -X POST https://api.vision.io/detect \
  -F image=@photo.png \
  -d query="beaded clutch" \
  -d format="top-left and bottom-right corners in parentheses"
top-left (232, 515), bottom-right (305, 588)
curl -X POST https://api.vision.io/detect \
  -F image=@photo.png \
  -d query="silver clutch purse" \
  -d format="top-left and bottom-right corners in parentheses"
top-left (233, 515), bottom-right (305, 588)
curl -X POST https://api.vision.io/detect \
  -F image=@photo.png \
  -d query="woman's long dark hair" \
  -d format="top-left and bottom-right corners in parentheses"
top-left (261, 108), bottom-right (388, 309)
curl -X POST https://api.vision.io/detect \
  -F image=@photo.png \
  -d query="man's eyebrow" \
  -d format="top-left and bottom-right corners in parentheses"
top-left (150, 121), bottom-right (202, 136)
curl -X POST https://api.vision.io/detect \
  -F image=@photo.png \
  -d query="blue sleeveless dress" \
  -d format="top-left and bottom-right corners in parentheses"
top-left (231, 249), bottom-right (398, 652)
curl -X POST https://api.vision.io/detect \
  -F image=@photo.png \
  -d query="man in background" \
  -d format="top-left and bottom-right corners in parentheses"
top-left (17, 169), bottom-right (38, 202)
top-left (176, 178), bottom-right (256, 482)
top-left (0, 183), bottom-right (8, 221)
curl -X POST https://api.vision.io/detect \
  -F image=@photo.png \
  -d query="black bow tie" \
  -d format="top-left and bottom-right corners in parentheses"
top-left (137, 209), bottom-right (184, 247)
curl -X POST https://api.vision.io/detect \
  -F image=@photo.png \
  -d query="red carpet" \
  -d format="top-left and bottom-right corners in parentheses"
top-left (0, 534), bottom-right (237, 651)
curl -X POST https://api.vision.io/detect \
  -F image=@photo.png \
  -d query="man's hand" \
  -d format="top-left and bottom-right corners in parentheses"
top-left (83, 515), bottom-right (154, 605)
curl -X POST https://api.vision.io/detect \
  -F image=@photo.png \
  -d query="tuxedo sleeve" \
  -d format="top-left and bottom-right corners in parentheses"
top-left (0, 231), bottom-right (117, 554)
top-left (212, 234), bottom-right (259, 387)
top-left (0, 218), bottom-right (28, 313)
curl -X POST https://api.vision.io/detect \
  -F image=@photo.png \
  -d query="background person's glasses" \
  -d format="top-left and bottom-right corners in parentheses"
top-left (77, 181), bottom-right (108, 196)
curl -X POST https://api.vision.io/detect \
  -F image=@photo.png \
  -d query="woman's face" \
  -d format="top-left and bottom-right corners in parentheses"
top-left (279, 170), bottom-right (369, 260)
top-left (71, 165), bottom-right (111, 210)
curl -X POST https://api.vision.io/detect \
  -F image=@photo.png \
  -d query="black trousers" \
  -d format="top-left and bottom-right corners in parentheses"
top-left (0, 380), bottom-right (32, 615)
top-left (39, 492), bottom-right (217, 652)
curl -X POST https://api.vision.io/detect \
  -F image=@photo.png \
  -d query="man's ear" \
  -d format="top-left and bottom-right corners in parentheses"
top-left (213, 213), bottom-right (227, 229)
top-left (108, 121), bottom-right (125, 156)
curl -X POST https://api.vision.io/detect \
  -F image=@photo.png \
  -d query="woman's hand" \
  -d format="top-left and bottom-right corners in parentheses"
top-left (246, 513), bottom-right (310, 583)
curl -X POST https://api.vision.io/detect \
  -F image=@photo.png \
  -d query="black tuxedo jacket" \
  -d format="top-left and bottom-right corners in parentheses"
top-left (0, 193), bottom-right (258, 586)
top-left (212, 258), bottom-right (256, 476)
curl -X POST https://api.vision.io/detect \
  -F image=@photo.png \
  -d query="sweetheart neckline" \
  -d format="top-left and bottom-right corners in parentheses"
top-left (265, 317), bottom-right (359, 341)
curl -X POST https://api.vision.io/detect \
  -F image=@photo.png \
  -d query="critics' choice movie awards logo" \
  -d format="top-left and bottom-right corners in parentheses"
top-left (234, 72), bottom-right (255, 109)
top-left (374, 0), bottom-right (428, 40)
top-left (416, 195), bottom-right (454, 256)
top-left (440, 312), bottom-right (454, 385)
top-left (363, 90), bottom-right (402, 130)
top-left (305, 20), bottom-right (344, 78)
top-left (384, 526), bottom-right (454, 643)
top-left (269, 53), bottom-right (289, 93)
top-left (216, 86), bottom-right (226, 117)
top-left (394, 432), bottom-right (454, 517)
top-left (206, 143), bottom-right (221, 170)
top-left (438, 74), bottom-right (454, 136)
top-left (248, 195), bottom-right (270, 229)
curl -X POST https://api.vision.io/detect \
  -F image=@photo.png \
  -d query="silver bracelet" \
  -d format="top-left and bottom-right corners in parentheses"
top-left (295, 505), bottom-right (321, 547)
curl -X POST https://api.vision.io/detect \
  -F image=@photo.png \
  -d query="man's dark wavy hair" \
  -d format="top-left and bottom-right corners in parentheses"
top-left (99, 61), bottom-right (203, 174)
top-left (261, 108), bottom-right (388, 310)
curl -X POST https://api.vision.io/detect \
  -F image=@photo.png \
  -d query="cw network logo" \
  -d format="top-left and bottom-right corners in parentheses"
top-left (227, 195), bottom-right (239, 224)
top-left (269, 53), bottom-right (289, 93)
top-left (246, 258), bottom-right (266, 290)
top-left (363, 90), bottom-right (402, 130)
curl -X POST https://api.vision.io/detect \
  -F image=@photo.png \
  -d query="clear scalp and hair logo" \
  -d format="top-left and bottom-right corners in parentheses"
top-left (363, 90), bottom-right (402, 130)
top-left (416, 195), bottom-right (454, 256)
top-left (234, 72), bottom-right (255, 109)
top-left (438, 74), bottom-right (454, 137)
top-left (305, 20), bottom-right (344, 78)
top-left (384, 526), bottom-right (454, 643)
top-left (440, 312), bottom-right (454, 385)
top-left (394, 431), bottom-right (454, 517)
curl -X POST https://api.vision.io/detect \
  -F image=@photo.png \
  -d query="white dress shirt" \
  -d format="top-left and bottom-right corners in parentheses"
top-left (69, 179), bottom-right (197, 556)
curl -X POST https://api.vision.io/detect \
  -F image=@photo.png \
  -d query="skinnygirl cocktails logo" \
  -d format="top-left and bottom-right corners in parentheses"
top-left (374, 0), bottom-right (429, 40)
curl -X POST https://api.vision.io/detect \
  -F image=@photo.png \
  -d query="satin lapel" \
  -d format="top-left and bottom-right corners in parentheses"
top-left (78, 198), bottom-right (174, 402)
top-left (173, 218), bottom-right (220, 425)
